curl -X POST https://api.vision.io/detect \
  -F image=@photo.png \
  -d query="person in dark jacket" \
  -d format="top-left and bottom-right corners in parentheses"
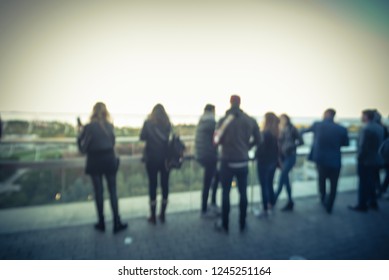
top-left (140, 104), bottom-right (172, 224)
top-left (77, 102), bottom-right (127, 233)
top-left (195, 104), bottom-right (219, 217)
top-left (302, 109), bottom-right (349, 214)
top-left (274, 114), bottom-right (304, 211)
top-left (215, 95), bottom-right (260, 233)
top-left (373, 111), bottom-right (389, 197)
top-left (349, 109), bottom-right (385, 212)
top-left (256, 112), bottom-right (279, 217)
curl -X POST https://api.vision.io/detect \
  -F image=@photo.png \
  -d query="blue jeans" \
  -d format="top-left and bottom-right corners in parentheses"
top-left (220, 161), bottom-right (249, 230)
top-left (257, 161), bottom-right (277, 210)
top-left (275, 154), bottom-right (296, 204)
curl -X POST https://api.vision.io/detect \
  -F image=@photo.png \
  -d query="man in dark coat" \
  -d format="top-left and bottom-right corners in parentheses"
top-left (302, 109), bottom-right (349, 214)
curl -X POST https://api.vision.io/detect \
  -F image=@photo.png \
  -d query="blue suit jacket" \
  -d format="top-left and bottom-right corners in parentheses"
top-left (304, 119), bottom-right (349, 169)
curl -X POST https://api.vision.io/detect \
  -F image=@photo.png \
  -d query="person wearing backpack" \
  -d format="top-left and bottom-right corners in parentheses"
top-left (77, 102), bottom-right (127, 233)
top-left (140, 104), bottom-right (172, 224)
top-left (195, 104), bottom-right (219, 218)
top-left (214, 95), bottom-right (261, 233)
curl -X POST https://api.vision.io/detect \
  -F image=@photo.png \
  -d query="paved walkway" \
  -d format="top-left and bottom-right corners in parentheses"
top-left (1, 191), bottom-right (389, 260)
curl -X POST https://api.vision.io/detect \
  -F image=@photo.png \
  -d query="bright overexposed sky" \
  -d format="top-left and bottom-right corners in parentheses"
top-left (1, 0), bottom-right (388, 125)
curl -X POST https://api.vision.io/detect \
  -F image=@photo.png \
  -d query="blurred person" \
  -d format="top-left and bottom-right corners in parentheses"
top-left (274, 114), bottom-right (304, 211)
top-left (140, 104), bottom-right (172, 224)
top-left (256, 112), bottom-right (279, 217)
top-left (195, 104), bottom-right (220, 218)
top-left (373, 111), bottom-right (389, 197)
top-left (379, 137), bottom-right (389, 199)
top-left (0, 114), bottom-right (2, 140)
top-left (214, 95), bottom-right (260, 233)
top-left (77, 102), bottom-right (127, 233)
top-left (349, 109), bottom-right (384, 212)
top-left (302, 109), bottom-right (349, 214)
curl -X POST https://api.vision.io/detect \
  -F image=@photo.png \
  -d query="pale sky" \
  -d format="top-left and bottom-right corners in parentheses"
top-left (1, 0), bottom-right (388, 125)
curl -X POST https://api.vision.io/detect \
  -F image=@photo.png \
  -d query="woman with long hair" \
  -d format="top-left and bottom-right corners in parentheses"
top-left (140, 104), bottom-right (172, 224)
top-left (256, 112), bottom-right (280, 217)
top-left (274, 114), bottom-right (303, 211)
top-left (77, 102), bottom-right (127, 233)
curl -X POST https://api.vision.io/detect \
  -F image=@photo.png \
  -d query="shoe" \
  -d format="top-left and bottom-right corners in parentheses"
top-left (369, 203), bottom-right (379, 211)
top-left (148, 216), bottom-right (157, 225)
top-left (240, 221), bottom-right (247, 233)
top-left (348, 205), bottom-right (368, 212)
top-left (281, 202), bottom-right (294, 212)
top-left (214, 220), bottom-right (228, 234)
top-left (94, 222), bottom-right (105, 232)
top-left (159, 213), bottom-right (165, 224)
top-left (113, 222), bottom-right (128, 234)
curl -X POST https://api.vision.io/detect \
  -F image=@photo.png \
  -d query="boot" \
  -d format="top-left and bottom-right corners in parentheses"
top-left (113, 215), bottom-right (128, 234)
top-left (148, 200), bottom-right (157, 225)
top-left (94, 216), bottom-right (105, 232)
top-left (281, 201), bottom-right (294, 212)
top-left (159, 199), bottom-right (168, 223)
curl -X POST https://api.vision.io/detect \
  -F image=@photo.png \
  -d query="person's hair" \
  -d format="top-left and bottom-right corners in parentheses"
top-left (148, 104), bottom-right (171, 127)
top-left (324, 108), bottom-right (336, 119)
top-left (263, 112), bottom-right (280, 137)
top-left (90, 102), bottom-right (112, 124)
top-left (204, 104), bottom-right (215, 113)
top-left (280, 114), bottom-right (291, 126)
top-left (362, 109), bottom-right (375, 121)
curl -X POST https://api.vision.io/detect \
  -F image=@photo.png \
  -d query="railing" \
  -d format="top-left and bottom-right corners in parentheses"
top-left (0, 136), bottom-right (358, 210)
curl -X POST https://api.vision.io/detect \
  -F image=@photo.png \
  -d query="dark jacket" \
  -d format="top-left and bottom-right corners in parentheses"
top-left (195, 112), bottom-right (217, 162)
top-left (218, 107), bottom-right (260, 162)
top-left (77, 121), bottom-right (117, 175)
top-left (304, 118), bottom-right (349, 169)
top-left (256, 130), bottom-right (278, 166)
top-left (140, 119), bottom-right (171, 163)
top-left (358, 121), bottom-right (385, 166)
top-left (279, 124), bottom-right (304, 158)
top-left (78, 121), bottom-right (115, 153)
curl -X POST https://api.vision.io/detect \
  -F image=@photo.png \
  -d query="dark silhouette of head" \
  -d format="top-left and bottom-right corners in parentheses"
top-left (362, 109), bottom-right (375, 123)
top-left (264, 112), bottom-right (280, 137)
top-left (90, 102), bottom-right (111, 123)
top-left (230, 95), bottom-right (241, 108)
top-left (149, 104), bottom-right (170, 127)
top-left (323, 108), bottom-right (336, 120)
top-left (204, 104), bottom-right (215, 114)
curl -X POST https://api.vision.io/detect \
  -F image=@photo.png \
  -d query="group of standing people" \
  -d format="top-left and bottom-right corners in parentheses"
top-left (77, 98), bottom-right (389, 234)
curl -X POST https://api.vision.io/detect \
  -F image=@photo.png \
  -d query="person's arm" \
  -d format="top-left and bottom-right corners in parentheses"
top-left (342, 127), bottom-right (349, 147)
top-left (250, 119), bottom-right (261, 149)
top-left (140, 121), bottom-right (148, 141)
top-left (294, 126), bottom-right (304, 146)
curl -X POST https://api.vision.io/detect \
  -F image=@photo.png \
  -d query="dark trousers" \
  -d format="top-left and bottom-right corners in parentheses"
top-left (90, 172), bottom-right (120, 223)
top-left (198, 159), bottom-right (219, 213)
top-left (358, 163), bottom-right (378, 208)
top-left (146, 161), bottom-right (170, 201)
top-left (221, 162), bottom-right (248, 230)
top-left (275, 154), bottom-right (296, 204)
top-left (317, 165), bottom-right (340, 212)
top-left (257, 162), bottom-right (277, 210)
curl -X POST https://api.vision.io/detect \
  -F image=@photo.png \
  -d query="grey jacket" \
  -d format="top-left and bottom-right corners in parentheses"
top-left (195, 112), bottom-right (217, 162)
top-left (218, 107), bottom-right (260, 162)
top-left (358, 121), bottom-right (385, 166)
